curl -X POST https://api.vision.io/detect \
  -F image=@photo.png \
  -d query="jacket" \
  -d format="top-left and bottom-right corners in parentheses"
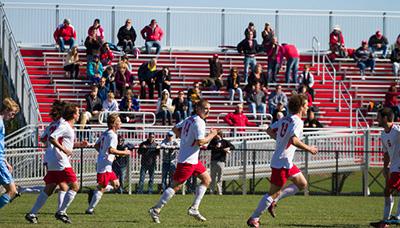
top-left (141, 25), bottom-right (164, 41)
top-left (117, 25), bottom-right (137, 46)
top-left (282, 44), bottom-right (300, 59)
top-left (223, 112), bottom-right (257, 131)
top-left (368, 34), bottom-right (388, 48)
top-left (53, 24), bottom-right (76, 42)
top-left (138, 140), bottom-right (160, 166)
top-left (237, 38), bottom-right (259, 56)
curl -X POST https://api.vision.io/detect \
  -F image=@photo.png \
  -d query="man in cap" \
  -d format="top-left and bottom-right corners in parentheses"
top-left (53, 18), bottom-right (77, 52)
top-left (369, 30), bottom-right (389, 58)
top-left (354, 40), bottom-right (376, 80)
top-left (160, 131), bottom-right (179, 191)
top-left (329, 25), bottom-right (346, 58)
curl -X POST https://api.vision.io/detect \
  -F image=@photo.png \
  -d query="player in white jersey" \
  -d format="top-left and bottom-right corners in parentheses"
top-left (247, 94), bottom-right (318, 228)
top-left (370, 108), bottom-right (400, 228)
top-left (149, 99), bottom-right (218, 224)
top-left (85, 113), bottom-right (131, 214)
top-left (26, 103), bottom-right (88, 224)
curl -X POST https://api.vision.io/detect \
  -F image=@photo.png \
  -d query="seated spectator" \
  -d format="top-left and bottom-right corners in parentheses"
top-left (155, 66), bottom-right (171, 98)
top-left (244, 22), bottom-right (257, 39)
top-left (115, 62), bottom-right (133, 98)
top-left (100, 42), bottom-right (114, 66)
top-left (246, 64), bottom-right (268, 93)
top-left (119, 95), bottom-right (138, 123)
top-left (227, 67), bottom-right (243, 105)
top-left (102, 92), bottom-right (119, 112)
top-left (87, 55), bottom-right (103, 83)
top-left (97, 77), bottom-right (110, 103)
top-left (298, 64), bottom-right (315, 100)
top-left (271, 102), bottom-right (287, 123)
top-left (354, 40), bottom-right (375, 79)
top-left (120, 54), bottom-right (133, 72)
top-left (187, 82), bottom-right (202, 116)
top-left (247, 82), bottom-right (267, 120)
top-left (298, 85), bottom-right (318, 112)
top-left (237, 30), bottom-right (260, 84)
top-left (203, 54), bottom-right (223, 91)
top-left (368, 30), bottom-right (389, 58)
top-left (102, 66), bottom-right (116, 93)
top-left (141, 19), bottom-right (164, 55)
top-left (80, 85), bottom-right (102, 129)
top-left (304, 110), bottom-right (323, 129)
top-left (84, 33), bottom-right (102, 62)
top-left (117, 19), bottom-right (137, 54)
top-left (268, 84), bottom-right (288, 115)
top-left (63, 46), bottom-right (80, 79)
top-left (119, 89), bottom-right (140, 113)
top-left (329, 25), bottom-right (346, 58)
top-left (282, 43), bottom-right (300, 83)
top-left (88, 18), bottom-right (105, 43)
top-left (156, 89), bottom-right (173, 125)
top-left (266, 37), bottom-right (284, 83)
top-left (53, 18), bottom-right (76, 52)
top-left (223, 103), bottom-right (256, 132)
top-left (172, 91), bottom-right (188, 123)
top-left (138, 58), bottom-right (158, 99)
top-left (261, 22), bottom-right (275, 52)
top-left (391, 34), bottom-right (400, 78)
top-left (384, 84), bottom-right (400, 121)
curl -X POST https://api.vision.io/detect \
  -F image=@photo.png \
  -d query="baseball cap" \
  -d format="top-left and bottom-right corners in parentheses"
top-left (167, 131), bottom-right (174, 136)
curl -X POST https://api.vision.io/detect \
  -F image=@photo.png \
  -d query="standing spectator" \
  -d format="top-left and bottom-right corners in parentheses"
top-left (205, 54), bottom-right (223, 91)
top-left (53, 18), bottom-right (76, 52)
top-left (223, 103), bottom-right (257, 132)
top-left (384, 84), bottom-right (400, 121)
top-left (261, 22), bottom-right (275, 52)
top-left (268, 84), bottom-right (288, 115)
top-left (227, 67), bottom-right (243, 105)
top-left (329, 25), bottom-right (346, 58)
top-left (138, 133), bottom-right (160, 194)
top-left (237, 31), bottom-right (259, 84)
top-left (87, 55), bottom-right (103, 84)
top-left (155, 67), bottom-right (172, 98)
top-left (97, 77), bottom-right (110, 103)
top-left (266, 37), bottom-right (284, 83)
top-left (156, 90), bottom-right (173, 125)
top-left (391, 35), bottom-right (400, 79)
top-left (172, 91), bottom-right (188, 124)
top-left (247, 82), bottom-right (267, 120)
top-left (354, 40), bottom-right (375, 79)
top-left (207, 130), bottom-right (234, 195)
top-left (138, 58), bottom-right (158, 99)
top-left (298, 64), bottom-right (315, 100)
top-left (368, 30), bottom-right (389, 58)
top-left (84, 33), bottom-right (102, 62)
top-left (100, 42), bottom-right (114, 66)
top-left (187, 82), bottom-right (202, 116)
top-left (282, 43), bottom-right (300, 83)
top-left (87, 18), bottom-right (104, 43)
top-left (244, 22), bottom-right (257, 39)
top-left (102, 92), bottom-right (119, 112)
top-left (304, 110), bottom-right (323, 129)
top-left (63, 46), bottom-right (80, 79)
top-left (112, 135), bottom-right (134, 194)
top-left (141, 19), bottom-right (164, 55)
top-left (115, 62), bottom-right (133, 98)
top-left (160, 131), bottom-right (179, 191)
top-left (102, 66), bottom-right (115, 93)
top-left (117, 19), bottom-right (137, 54)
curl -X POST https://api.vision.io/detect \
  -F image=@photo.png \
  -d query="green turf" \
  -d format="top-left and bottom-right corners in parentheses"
top-left (0, 193), bottom-right (385, 227)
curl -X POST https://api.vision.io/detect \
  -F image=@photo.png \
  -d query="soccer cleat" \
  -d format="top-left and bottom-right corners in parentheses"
top-left (370, 220), bottom-right (389, 228)
top-left (247, 217), bottom-right (260, 228)
top-left (187, 207), bottom-right (207, 221)
top-left (267, 201), bottom-right (277, 218)
top-left (55, 212), bottom-right (72, 224)
top-left (25, 213), bottom-right (38, 224)
top-left (149, 207), bottom-right (161, 224)
top-left (387, 215), bottom-right (400, 224)
top-left (85, 209), bottom-right (94, 215)
top-left (87, 189), bottom-right (94, 205)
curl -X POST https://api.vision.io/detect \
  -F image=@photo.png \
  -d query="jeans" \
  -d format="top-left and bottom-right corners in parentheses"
top-left (140, 79), bottom-right (154, 99)
top-left (161, 162), bottom-right (176, 191)
top-left (112, 156), bottom-right (128, 194)
top-left (243, 56), bottom-right (256, 83)
top-left (187, 100), bottom-right (193, 116)
top-left (63, 63), bottom-right (79, 79)
top-left (173, 110), bottom-right (187, 124)
top-left (210, 161), bottom-right (225, 195)
top-left (268, 60), bottom-right (280, 83)
top-left (156, 110), bottom-right (172, 125)
top-left (357, 59), bottom-right (375, 73)
top-left (370, 46), bottom-right (388, 58)
top-left (138, 163), bottom-right (156, 194)
top-left (249, 102), bottom-right (266, 119)
top-left (229, 88), bottom-right (243, 103)
top-left (285, 57), bottom-right (299, 83)
top-left (145, 40), bottom-right (161, 55)
top-left (58, 37), bottom-right (75, 52)
top-left (120, 40), bottom-right (134, 52)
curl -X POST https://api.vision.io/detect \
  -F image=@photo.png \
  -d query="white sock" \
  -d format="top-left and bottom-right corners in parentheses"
top-left (384, 195), bottom-right (394, 220)
top-left (30, 191), bottom-right (49, 215)
top-left (58, 190), bottom-right (77, 214)
top-left (274, 184), bottom-right (299, 203)
top-left (87, 190), bottom-right (103, 211)
top-left (191, 185), bottom-right (207, 210)
top-left (251, 193), bottom-right (273, 219)
top-left (396, 198), bottom-right (400, 219)
top-left (155, 187), bottom-right (175, 209)
top-left (57, 191), bottom-right (66, 211)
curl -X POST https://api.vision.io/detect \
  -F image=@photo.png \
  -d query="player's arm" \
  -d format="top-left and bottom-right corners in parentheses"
top-left (266, 127), bottom-right (277, 140)
top-left (3, 159), bottom-right (12, 172)
top-left (172, 126), bottom-right (181, 138)
top-left (196, 128), bottom-right (218, 146)
top-left (383, 148), bottom-right (390, 179)
top-left (74, 141), bottom-right (89, 148)
top-left (94, 141), bottom-right (100, 152)
top-left (109, 147), bottom-right (130, 156)
top-left (49, 136), bottom-right (73, 156)
top-left (291, 135), bottom-right (318, 155)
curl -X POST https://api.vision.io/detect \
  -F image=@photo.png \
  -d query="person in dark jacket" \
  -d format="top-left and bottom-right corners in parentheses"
top-left (247, 82), bottom-right (267, 120)
top-left (244, 22), bottom-right (257, 39)
top-left (138, 58), bottom-right (158, 99)
top-left (227, 67), bottom-right (243, 104)
top-left (80, 85), bottom-right (102, 128)
top-left (237, 31), bottom-right (260, 84)
top-left (137, 133), bottom-right (160, 194)
top-left (112, 135), bottom-right (135, 193)
top-left (304, 110), bottom-right (323, 130)
top-left (172, 91), bottom-right (188, 123)
top-left (204, 54), bottom-right (223, 91)
top-left (354, 40), bottom-right (375, 79)
top-left (117, 19), bottom-right (137, 53)
top-left (368, 30), bottom-right (389, 58)
top-left (155, 66), bottom-right (171, 98)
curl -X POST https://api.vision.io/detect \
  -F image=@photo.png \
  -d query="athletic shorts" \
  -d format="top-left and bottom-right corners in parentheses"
top-left (387, 172), bottom-right (400, 192)
top-left (270, 164), bottom-right (301, 187)
top-left (97, 171), bottom-right (118, 187)
top-left (173, 161), bottom-right (207, 183)
top-left (44, 167), bottom-right (77, 185)
top-left (0, 161), bottom-right (13, 185)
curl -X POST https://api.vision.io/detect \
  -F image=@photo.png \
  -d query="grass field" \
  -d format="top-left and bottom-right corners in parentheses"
top-left (0, 193), bottom-right (385, 227)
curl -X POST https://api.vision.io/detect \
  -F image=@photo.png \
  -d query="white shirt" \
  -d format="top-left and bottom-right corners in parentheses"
top-left (45, 121), bottom-right (75, 171)
top-left (176, 115), bottom-right (206, 164)
top-left (381, 124), bottom-right (400, 173)
top-left (42, 119), bottom-right (63, 165)
top-left (96, 129), bottom-right (118, 173)
top-left (270, 114), bottom-right (303, 169)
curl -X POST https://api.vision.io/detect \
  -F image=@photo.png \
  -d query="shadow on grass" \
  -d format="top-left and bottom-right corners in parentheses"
top-left (285, 224), bottom-right (365, 228)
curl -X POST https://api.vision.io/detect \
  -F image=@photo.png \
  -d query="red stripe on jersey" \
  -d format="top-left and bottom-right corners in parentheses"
top-left (191, 140), bottom-right (196, 146)
top-left (58, 137), bottom-right (63, 145)
top-left (285, 137), bottom-right (293, 149)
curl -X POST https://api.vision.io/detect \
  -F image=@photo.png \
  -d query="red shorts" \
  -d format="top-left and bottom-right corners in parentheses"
top-left (97, 171), bottom-right (118, 187)
top-left (173, 161), bottom-right (207, 183)
top-left (44, 167), bottom-right (77, 185)
top-left (387, 172), bottom-right (400, 192)
top-left (270, 164), bottom-right (301, 187)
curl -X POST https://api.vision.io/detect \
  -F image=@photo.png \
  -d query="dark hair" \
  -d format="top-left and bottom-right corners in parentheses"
top-left (49, 100), bottom-right (66, 120)
top-left (288, 94), bottom-right (307, 114)
top-left (249, 22), bottom-right (254, 26)
top-left (94, 18), bottom-right (100, 24)
top-left (379, 107), bottom-right (394, 122)
top-left (62, 103), bottom-right (78, 121)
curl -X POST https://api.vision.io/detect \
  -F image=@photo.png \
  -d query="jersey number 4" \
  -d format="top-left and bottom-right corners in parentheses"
top-left (280, 122), bottom-right (289, 137)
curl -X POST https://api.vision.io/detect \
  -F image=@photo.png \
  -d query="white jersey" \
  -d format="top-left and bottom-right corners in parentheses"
top-left (96, 129), bottom-right (118, 173)
top-left (42, 118), bottom-right (64, 165)
top-left (45, 121), bottom-right (75, 171)
top-left (381, 124), bottom-right (400, 173)
top-left (176, 115), bottom-right (206, 164)
top-left (270, 114), bottom-right (304, 169)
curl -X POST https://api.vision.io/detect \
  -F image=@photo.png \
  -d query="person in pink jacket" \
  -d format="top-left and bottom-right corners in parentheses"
top-left (141, 19), bottom-right (164, 55)
top-left (53, 18), bottom-right (77, 52)
top-left (266, 37), bottom-right (284, 83)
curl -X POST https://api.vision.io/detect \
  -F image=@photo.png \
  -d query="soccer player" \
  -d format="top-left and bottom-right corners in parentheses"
top-left (0, 98), bottom-right (20, 209)
top-left (247, 94), bottom-right (318, 228)
top-left (25, 103), bottom-right (87, 224)
top-left (370, 108), bottom-right (400, 228)
top-left (85, 113), bottom-right (131, 214)
top-left (149, 99), bottom-right (218, 223)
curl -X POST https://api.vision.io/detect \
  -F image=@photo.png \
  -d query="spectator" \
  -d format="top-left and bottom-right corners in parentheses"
top-left (391, 35), bottom-right (400, 78)
top-left (223, 103), bottom-right (257, 132)
top-left (156, 89), bottom-right (173, 125)
top-left (237, 30), bottom-right (260, 84)
top-left (112, 135), bottom-right (134, 194)
top-left (247, 82), bottom-right (267, 120)
top-left (304, 110), bottom-right (323, 129)
top-left (368, 30), bottom-right (389, 58)
top-left (172, 91), bottom-right (188, 124)
top-left (141, 19), bottom-right (164, 55)
top-left (244, 22), bottom-right (257, 39)
top-left (88, 18), bottom-right (105, 43)
top-left (97, 77), bottom-right (110, 103)
top-left (100, 42), bottom-right (114, 66)
top-left (137, 132), bottom-right (160, 194)
top-left (246, 64), bottom-right (268, 92)
top-left (120, 54), bottom-right (133, 72)
top-left (227, 67), bottom-right (243, 105)
top-left (271, 102), bottom-right (287, 123)
top-left (53, 18), bottom-right (76, 52)
top-left (63, 46), bottom-right (80, 79)
top-left (102, 92), bottom-right (119, 112)
top-left (117, 19), bottom-right (137, 54)
top-left (87, 55), bottom-right (103, 83)
top-left (329, 25), bottom-right (347, 58)
top-left (207, 130), bottom-right (234, 195)
top-left (119, 95), bottom-right (137, 123)
top-left (155, 66), bottom-right (171, 98)
top-left (261, 22), bottom-right (275, 52)
top-left (102, 66), bottom-right (116, 93)
top-left (84, 32), bottom-right (102, 62)
top-left (384, 84), bottom-right (400, 121)
top-left (298, 64), bottom-right (315, 100)
top-left (298, 85), bottom-right (318, 112)
top-left (282, 43), bottom-right (300, 83)
top-left (80, 85), bottom-right (102, 129)
top-left (266, 37), bottom-right (284, 83)
top-left (119, 89), bottom-right (140, 112)
top-left (268, 84), bottom-right (288, 115)
top-left (160, 131), bottom-right (179, 191)
top-left (354, 40), bottom-right (375, 79)
top-left (186, 82), bottom-right (202, 116)
top-left (115, 62), bottom-right (133, 98)
top-left (204, 54), bottom-right (223, 91)
top-left (138, 58), bottom-right (158, 99)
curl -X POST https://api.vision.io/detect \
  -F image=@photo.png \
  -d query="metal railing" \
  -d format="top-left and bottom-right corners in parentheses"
top-left (338, 81), bottom-right (353, 127)
top-left (98, 111), bottom-right (156, 126)
top-left (322, 54), bottom-right (337, 101)
top-left (356, 108), bottom-right (370, 129)
top-left (216, 112), bottom-right (273, 126)
top-left (311, 36), bottom-right (320, 75)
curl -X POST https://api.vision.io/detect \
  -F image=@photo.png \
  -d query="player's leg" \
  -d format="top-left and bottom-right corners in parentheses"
top-left (57, 182), bottom-right (68, 211)
top-left (25, 183), bottom-right (57, 223)
top-left (187, 162), bottom-right (209, 221)
top-left (55, 168), bottom-right (79, 223)
top-left (0, 161), bottom-right (17, 208)
top-left (274, 171), bottom-right (306, 203)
